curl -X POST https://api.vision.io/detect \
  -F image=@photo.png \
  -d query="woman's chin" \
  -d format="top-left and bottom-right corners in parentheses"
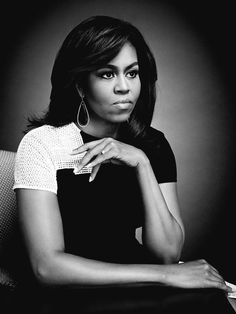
top-left (109, 113), bottom-right (131, 123)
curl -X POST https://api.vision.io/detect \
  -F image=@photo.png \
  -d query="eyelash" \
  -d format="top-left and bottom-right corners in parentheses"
top-left (99, 69), bottom-right (139, 80)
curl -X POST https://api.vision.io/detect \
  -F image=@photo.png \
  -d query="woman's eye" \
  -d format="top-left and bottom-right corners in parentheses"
top-left (97, 69), bottom-right (139, 79)
top-left (126, 70), bottom-right (139, 78)
top-left (100, 72), bottom-right (115, 79)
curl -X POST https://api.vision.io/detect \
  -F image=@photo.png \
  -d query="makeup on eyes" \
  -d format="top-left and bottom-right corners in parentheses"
top-left (97, 69), bottom-right (139, 80)
top-left (95, 62), bottom-right (139, 79)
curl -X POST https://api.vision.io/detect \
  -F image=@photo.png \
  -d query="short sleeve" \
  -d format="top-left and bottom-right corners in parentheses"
top-left (154, 134), bottom-right (177, 183)
top-left (141, 128), bottom-right (177, 183)
top-left (13, 131), bottom-right (57, 194)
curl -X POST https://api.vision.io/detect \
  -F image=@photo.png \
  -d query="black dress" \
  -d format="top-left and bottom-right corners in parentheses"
top-left (42, 127), bottom-right (232, 314)
top-left (57, 127), bottom-right (177, 264)
top-left (10, 127), bottom-right (234, 314)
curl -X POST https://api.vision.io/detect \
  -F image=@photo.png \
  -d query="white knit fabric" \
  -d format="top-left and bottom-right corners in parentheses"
top-left (13, 123), bottom-right (92, 194)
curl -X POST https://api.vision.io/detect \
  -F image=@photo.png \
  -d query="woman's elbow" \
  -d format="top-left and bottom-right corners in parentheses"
top-left (161, 247), bottom-right (182, 264)
top-left (32, 255), bottom-right (60, 286)
top-left (163, 232), bottom-right (184, 264)
top-left (147, 239), bottom-right (183, 265)
top-left (144, 236), bottom-right (183, 264)
top-left (33, 261), bottom-right (53, 285)
top-left (164, 237), bottom-right (184, 264)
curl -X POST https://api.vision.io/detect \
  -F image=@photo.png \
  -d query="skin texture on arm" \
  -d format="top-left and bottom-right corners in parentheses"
top-left (16, 188), bottom-right (165, 286)
top-left (16, 188), bottom-right (231, 293)
top-left (135, 157), bottom-right (185, 263)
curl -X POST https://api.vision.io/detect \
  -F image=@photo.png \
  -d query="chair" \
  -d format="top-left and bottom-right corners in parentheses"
top-left (0, 150), bottom-right (18, 290)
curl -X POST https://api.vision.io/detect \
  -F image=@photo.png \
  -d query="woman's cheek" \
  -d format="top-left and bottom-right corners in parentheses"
top-left (90, 82), bottom-right (112, 104)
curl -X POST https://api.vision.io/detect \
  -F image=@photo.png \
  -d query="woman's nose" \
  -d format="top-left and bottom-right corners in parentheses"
top-left (114, 75), bottom-right (129, 94)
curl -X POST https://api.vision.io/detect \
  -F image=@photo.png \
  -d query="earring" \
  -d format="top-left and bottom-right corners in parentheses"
top-left (77, 96), bottom-right (90, 128)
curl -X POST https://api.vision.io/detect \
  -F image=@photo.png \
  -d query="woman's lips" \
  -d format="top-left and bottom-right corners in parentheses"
top-left (113, 100), bottom-right (133, 110)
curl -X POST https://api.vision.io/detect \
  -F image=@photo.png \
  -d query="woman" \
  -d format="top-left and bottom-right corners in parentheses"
top-left (13, 16), bottom-right (233, 313)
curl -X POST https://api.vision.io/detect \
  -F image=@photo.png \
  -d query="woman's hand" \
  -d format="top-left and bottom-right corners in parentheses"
top-left (163, 260), bottom-right (231, 293)
top-left (71, 137), bottom-right (149, 181)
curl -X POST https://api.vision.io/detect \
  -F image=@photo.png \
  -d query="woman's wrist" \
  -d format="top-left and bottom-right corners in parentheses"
top-left (130, 264), bottom-right (168, 284)
top-left (136, 150), bottom-right (150, 169)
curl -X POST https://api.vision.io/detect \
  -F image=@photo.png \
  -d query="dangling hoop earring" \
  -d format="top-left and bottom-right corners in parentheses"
top-left (75, 85), bottom-right (90, 128)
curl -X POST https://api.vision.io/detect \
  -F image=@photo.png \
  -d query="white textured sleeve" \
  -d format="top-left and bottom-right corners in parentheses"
top-left (13, 132), bottom-right (57, 194)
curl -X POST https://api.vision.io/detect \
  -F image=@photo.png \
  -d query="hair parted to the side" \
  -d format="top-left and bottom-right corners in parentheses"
top-left (27, 15), bottom-right (158, 138)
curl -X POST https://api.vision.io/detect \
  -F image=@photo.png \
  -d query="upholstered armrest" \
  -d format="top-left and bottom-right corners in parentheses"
top-left (0, 266), bottom-right (18, 290)
top-left (0, 150), bottom-right (18, 292)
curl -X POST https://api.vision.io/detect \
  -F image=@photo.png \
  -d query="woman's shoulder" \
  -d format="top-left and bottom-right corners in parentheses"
top-left (23, 124), bottom-right (60, 140)
top-left (20, 125), bottom-right (54, 144)
top-left (143, 127), bottom-right (177, 182)
top-left (146, 126), bottom-right (165, 139)
top-left (19, 123), bottom-right (77, 148)
top-left (142, 126), bottom-right (167, 147)
top-left (141, 126), bottom-right (175, 158)
top-left (15, 125), bottom-right (58, 165)
top-left (16, 123), bottom-right (85, 171)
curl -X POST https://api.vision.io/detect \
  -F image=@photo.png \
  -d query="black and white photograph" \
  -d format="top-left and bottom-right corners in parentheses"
top-left (0, 0), bottom-right (235, 313)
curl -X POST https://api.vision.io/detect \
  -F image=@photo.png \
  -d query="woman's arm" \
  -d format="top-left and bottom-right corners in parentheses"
top-left (135, 157), bottom-right (184, 263)
top-left (72, 137), bottom-right (184, 263)
top-left (16, 188), bottom-right (165, 286)
top-left (16, 188), bottom-right (230, 293)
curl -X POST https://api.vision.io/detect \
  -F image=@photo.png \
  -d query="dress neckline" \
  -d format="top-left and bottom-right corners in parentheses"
top-left (71, 122), bottom-right (102, 141)
top-left (71, 122), bottom-right (122, 142)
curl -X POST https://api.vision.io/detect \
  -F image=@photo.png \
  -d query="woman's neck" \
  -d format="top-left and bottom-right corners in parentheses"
top-left (76, 120), bottom-right (120, 139)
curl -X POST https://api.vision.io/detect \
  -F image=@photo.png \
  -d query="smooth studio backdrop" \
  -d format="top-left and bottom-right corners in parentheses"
top-left (0, 0), bottom-right (235, 281)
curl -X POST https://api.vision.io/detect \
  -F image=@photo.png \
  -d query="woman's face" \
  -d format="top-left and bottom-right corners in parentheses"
top-left (84, 42), bottom-right (141, 125)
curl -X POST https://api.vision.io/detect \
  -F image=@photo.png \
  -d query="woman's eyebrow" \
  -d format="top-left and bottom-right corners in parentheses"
top-left (98, 62), bottom-right (139, 71)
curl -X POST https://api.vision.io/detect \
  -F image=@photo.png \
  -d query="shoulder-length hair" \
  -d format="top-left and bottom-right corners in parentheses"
top-left (27, 15), bottom-right (158, 138)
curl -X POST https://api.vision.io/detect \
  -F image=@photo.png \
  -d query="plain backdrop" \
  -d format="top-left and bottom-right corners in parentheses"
top-left (0, 0), bottom-right (235, 281)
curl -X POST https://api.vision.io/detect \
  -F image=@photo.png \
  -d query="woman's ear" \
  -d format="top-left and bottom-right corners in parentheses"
top-left (75, 84), bottom-right (84, 99)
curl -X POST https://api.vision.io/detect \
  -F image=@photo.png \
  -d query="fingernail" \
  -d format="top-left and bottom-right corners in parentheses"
top-left (87, 163), bottom-right (93, 168)
top-left (89, 176), bottom-right (93, 182)
top-left (70, 151), bottom-right (80, 155)
top-left (73, 166), bottom-right (81, 174)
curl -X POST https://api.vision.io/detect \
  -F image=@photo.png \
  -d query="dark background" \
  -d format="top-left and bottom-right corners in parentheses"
top-left (0, 0), bottom-right (235, 282)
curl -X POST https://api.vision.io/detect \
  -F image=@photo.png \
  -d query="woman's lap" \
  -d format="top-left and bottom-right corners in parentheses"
top-left (11, 284), bottom-right (234, 314)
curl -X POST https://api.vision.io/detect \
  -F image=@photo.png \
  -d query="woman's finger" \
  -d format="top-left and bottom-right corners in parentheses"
top-left (207, 277), bottom-right (231, 292)
top-left (71, 139), bottom-right (104, 155)
top-left (206, 265), bottom-right (223, 280)
top-left (205, 263), bottom-right (226, 283)
top-left (209, 264), bottom-right (221, 275)
top-left (196, 260), bottom-right (224, 283)
top-left (75, 139), bottom-right (118, 172)
top-left (101, 142), bottom-right (115, 155)
top-left (73, 142), bottom-right (109, 172)
top-left (87, 147), bottom-right (118, 168)
top-left (89, 163), bottom-right (101, 182)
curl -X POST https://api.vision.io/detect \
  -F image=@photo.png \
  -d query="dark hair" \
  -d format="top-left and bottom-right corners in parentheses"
top-left (27, 15), bottom-right (157, 138)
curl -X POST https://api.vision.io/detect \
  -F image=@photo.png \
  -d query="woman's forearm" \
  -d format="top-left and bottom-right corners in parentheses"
top-left (35, 251), bottom-right (166, 286)
top-left (136, 156), bottom-right (184, 263)
top-left (34, 252), bottom-right (230, 293)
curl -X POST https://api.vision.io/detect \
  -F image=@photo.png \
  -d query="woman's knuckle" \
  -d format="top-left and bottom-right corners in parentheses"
top-left (216, 282), bottom-right (224, 289)
top-left (106, 137), bottom-right (113, 143)
top-left (86, 151), bottom-right (93, 160)
top-left (203, 263), bottom-right (210, 270)
top-left (80, 156), bottom-right (86, 164)
top-left (204, 271), bottom-right (210, 279)
top-left (199, 259), bottom-right (206, 264)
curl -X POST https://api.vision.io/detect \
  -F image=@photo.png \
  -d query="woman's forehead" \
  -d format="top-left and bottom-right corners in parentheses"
top-left (103, 43), bottom-right (138, 68)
